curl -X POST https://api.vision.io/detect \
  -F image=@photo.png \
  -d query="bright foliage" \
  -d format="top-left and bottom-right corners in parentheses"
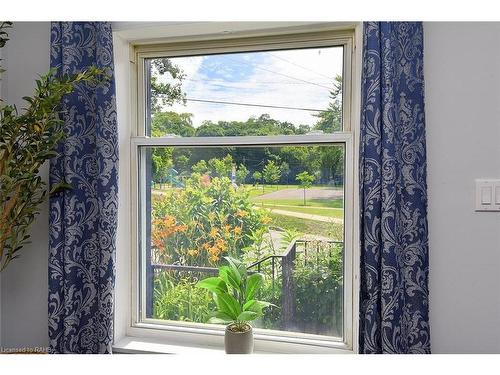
top-left (152, 174), bottom-right (266, 266)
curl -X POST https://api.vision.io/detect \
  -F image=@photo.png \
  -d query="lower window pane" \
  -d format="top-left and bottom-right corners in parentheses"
top-left (141, 144), bottom-right (345, 339)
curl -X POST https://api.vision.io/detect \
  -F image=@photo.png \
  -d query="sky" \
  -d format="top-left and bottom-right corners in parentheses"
top-left (152, 46), bottom-right (343, 128)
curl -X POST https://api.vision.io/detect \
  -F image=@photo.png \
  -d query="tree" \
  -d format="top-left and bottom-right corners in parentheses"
top-left (152, 148), bottom-right (173, 186)
top-left (191, 160), bottom-right (209, 175)
top-left (296, 171), bottom-right (315, 206)
top-left (150, 112), bottom-right (194, 184)
top-left (175, 154), bottom-right (190, 174)
top-left (314, 75), bottom-right (343, 133)
top-left (280, 162), bottom-right (290, 186)
top-left (252, 171), bottom-right (262, 187)
top-left (151, 111), bottom-right (195, 137)
top-left (262, 160), bottom-right (281, 190)
top-left (235, 164), bottom-right (249, 185)
top-left (319, 145), bottom-right (344, 185)
top-left (149, 58), bottom-right (186, 114)
top-left (209, 154), bottom-right (233, 178)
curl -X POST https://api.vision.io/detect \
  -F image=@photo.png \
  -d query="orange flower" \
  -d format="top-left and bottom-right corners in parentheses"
top-left (209, 227), bottom-right (219, 239)
top-left (215, 238), bottom-right (228, 251)
top-left (176, 224), bottom-right (188, 232)
top-left (187, 249), bottom-right (199, 257)
top-left (164, 215), bottom-right (176, 227)
top-left (208, 246), bottom-right (220, 255)
top-left (261, 216), bottom-right (272, 225)
top-left (152, 238), bottom-right (163, 249)
top-left (236, 209), bottom-right (248, 218)
top-left (233, 226), bottom-right (242, 235)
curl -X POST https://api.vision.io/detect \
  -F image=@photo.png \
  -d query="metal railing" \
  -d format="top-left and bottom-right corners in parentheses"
top-left (246, 239), bottom-right (342, 330)
top-left (148, 238), bottom-right (343, 332)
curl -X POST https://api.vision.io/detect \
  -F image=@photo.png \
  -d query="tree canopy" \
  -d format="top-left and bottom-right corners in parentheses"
top-left (148, 62), bottom-right (345, 186)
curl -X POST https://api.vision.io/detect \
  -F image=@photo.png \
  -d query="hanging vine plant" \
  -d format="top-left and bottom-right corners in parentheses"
top-left (0, 22), bottom-right (106, 271)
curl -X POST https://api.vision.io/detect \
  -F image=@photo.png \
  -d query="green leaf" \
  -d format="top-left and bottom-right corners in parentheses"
top-left (243, 300), bottom-right (275, 315)
top-left (207, 311), bottom-right (233, 324)
top-left (219, 266), bottom-right (240, 291)
top-left (215, 293), bottom-right (240, 320)
top-left (245, 272), bottom-right (264, 301)
top-left (224, 256), bottom-right (245, 282)
top-left (237, 311), bottom-right (259, 322)
top-left (49, 182), bottom-right (73, 196)
top-left (243, 299), bottom-right (257, 312)
top-left (196, 277), bottom-right (227, 295)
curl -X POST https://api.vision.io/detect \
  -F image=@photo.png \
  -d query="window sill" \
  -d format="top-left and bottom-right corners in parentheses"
top-left (113, 330), bottom-right (354, 354)
top-left (113, 336), bottom-right (296, 354)
top-left (113, 336), bottom-right (225, 354)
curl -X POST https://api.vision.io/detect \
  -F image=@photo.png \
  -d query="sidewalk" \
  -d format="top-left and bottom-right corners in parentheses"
top-left (262, 207), bottom-right (343, 224)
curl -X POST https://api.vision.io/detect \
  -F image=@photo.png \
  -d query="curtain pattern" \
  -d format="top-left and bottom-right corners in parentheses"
top-left (48, 22), bottom-right (118, 354)
top-left (359, 22), bottom-right (430, 354)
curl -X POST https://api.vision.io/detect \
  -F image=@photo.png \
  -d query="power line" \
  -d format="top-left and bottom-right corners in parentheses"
top-left (225, 56), bottom-right (332, 90)
top-left (184, 79), bottom-right (307, 92)
top-left (185, 97), bottom-right (323, 112)
top-left (185, 78), bottom-right (331, 85)
top-left (266, 52), bottom-right (336, 81)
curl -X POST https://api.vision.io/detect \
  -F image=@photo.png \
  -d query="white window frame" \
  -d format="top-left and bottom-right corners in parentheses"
top-left (125, 26), bottom-right (361, 354)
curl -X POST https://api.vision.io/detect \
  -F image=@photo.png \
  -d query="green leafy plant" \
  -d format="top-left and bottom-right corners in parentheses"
top-left (262, 159), bottom-right (281, 191)
top-left (0, 22), bottom-right (107, 271)
top-left (251, 170), bottom-right (262, 187)
top-left (153, 271), bottom-right (215, 323)
top-left (293, 241), bottom-right (343, 336)
top-left (151, 174), bottom-right (266, 266)
top-left (295, 171), bottom-right (315, 206)
top-left (196, 256), bottom-right (274, 332)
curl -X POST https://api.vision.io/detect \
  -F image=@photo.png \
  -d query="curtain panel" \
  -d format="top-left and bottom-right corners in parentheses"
top-left (359, 22), bottom-right (431, 354)
top-left (48, 22), bottom-right (118, 354)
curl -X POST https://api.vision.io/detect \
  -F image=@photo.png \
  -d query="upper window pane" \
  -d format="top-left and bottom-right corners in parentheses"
top-left (146, 46), bottom-right (344, 137)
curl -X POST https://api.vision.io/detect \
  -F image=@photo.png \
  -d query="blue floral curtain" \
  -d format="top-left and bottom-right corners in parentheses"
top-left (48, 22), bottom-right (118, 354)
top-left (359, 22), bottom-right (430, 354)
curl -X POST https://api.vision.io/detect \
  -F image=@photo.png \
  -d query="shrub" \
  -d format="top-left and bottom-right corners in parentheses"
top-left (152, 174), bottom-right (266, 266)
top-left (257, 276), bottom-right (282, 330)
top-left (153, 271), bottom-right (215, 323)
top-left (252, 241), bottom-right (344, 335)
top-left (293, 241), bottom-right (343, 336)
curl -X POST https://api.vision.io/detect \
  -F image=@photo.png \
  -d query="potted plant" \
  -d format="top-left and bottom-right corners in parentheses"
top-left (196, 256), bottom-right (274, 354)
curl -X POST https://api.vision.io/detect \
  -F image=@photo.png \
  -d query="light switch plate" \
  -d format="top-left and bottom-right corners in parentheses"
top-left (475, 179), bottom-right (500, 212)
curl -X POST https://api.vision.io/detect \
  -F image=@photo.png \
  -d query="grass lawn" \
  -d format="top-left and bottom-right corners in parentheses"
top-left (259, 204), bottom-right (344, 219)
top-left (253, 197), bottom-right (343, 209)
top-left (268, 212), bottom-right (343, 240)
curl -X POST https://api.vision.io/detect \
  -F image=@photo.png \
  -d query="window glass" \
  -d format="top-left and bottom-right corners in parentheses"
top-left (142, 144), bottom-right (345, 338)
top-left (146, 46), bottom-right (344, 137)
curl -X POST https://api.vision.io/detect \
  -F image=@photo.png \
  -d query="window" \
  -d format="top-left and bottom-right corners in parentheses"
top-left (131, 29), bottom-right (356, 352)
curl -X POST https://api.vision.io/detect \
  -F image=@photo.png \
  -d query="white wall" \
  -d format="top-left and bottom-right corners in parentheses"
top-left (425, 22), bottom-right (500, 353)
top-left (113, 31), bottom-right (132, 343)
top-left (1, 21), bottom-right (500, 353)
top-left (0, 22), bottom-right (51, 349)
